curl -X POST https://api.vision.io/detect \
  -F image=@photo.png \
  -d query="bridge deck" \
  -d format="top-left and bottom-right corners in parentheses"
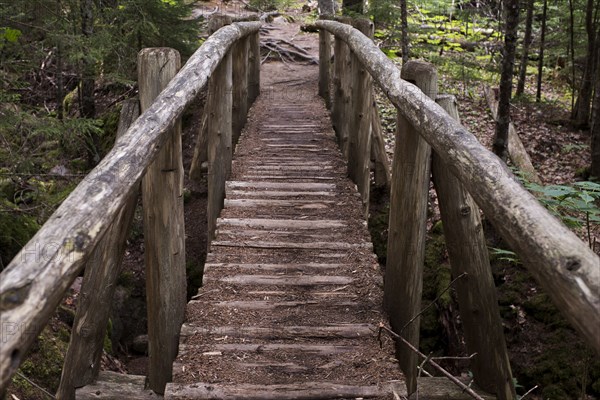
top-left (165, 62), bottom-right (403, 399)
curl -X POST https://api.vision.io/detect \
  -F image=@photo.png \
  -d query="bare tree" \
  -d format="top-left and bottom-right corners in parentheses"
top-left (536, 0), bottom-right (547, 103)
top-left (572, 0), bottom-right (597, 128)
top-left (318, 0), bottom-right (335, 17)
top-left (401, 0), bottom-right (409, 63)
top-left (591, 32), bottom-right (600, 178)
top-left (493, 0), bottom-right (520, 161)
top-left (516, 0), bottom-right (533, 97)
top-left (80, 0), bottom-right (96, 119)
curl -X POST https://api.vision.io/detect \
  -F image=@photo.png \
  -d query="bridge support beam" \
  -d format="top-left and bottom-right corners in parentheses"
top-left (139, 48), bottom-right (187, 395)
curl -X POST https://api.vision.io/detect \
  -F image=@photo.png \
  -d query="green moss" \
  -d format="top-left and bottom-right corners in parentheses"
top-left (523, 293), bottom-right (568, 327)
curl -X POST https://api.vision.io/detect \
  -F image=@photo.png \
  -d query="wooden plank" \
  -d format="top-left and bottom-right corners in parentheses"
top-left (57, 100), bottom-right (141, 400)
top-left (371, 104), bottom-right (391, 189)
top-left (211, 240), bottom-right (373, 251)
top-left (317, 20), bottom-right (600, 353)
top-left (331, 17), bottom-right (352, 155)
top-left (215, 229), bottom-right (344, 240)
top-left (209, 275), bottom-right (354, 285)
top-left (138, 48), bottom-right (186, 394)
top-left (193, 300), bottom-right (358, 310)
top-left (241, 175), bottom-right (336, 180)
top-left (75, 372), bottom-right (159, 400)
top-left (165, 381), bottom-right (406, 400)
top-left (204, 263), bottom-right (347, 271)
top-left (384, 60), bottom-right (437, 395)
top-left (216, 218), bottom-right (346, 229)
top-left (227, 181), bottom-right (335, 190)
top-left (409, 378), bottom-right (496, 400)
top-left (226, 190), bottom-right (335, 197)
top-left (247, 31), bottom-right (260, 104)
top-left (180, 323), bottom-right (374, 339)
top-left (432, 95), bottom-right (515, 398)
top-left (189, 343), bottom-right (360, 355)
top-left (319, 27), bottom-right (332, 108)
top-left (232, 35), bottom-right (249, 146)
top-left (0, 22), bottom-right (262, 390)
top-left (248, 165), bottom-right (333, 170)
top-left (224, 199), bottom-right (335, 208)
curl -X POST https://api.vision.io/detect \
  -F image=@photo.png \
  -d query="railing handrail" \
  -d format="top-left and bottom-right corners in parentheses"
top-left (316, 20), bottom-right (600, 353)
top-left (0, 21), bottom-right (262, 391)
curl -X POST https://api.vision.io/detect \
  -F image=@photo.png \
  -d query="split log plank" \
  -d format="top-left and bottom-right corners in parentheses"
top-left (241, 175), bottom-right (336, 180)
top-left (217, 217), bottom-right (346, 229)
top-left (204, 262), bottom-right (347, 271)
top-left (185, 343), bottom-right (360, 355)
top-left (211, 240), bottom-right (373, 250)
top-left (75, 372), bottom-right (159, 400)
top-left (317, 19), bottom-right (599, 353)
top-left (224, 199), bottom-right (335, 208)
top-left (0, 22), bottom-right (261, 390)
top-left (180, 323), bottom-right (373, 339)
top-left (226, 190), bottom-right (335, 197)
top-left (232, 35), bottom-right (249, 147)
top-left (318, 25), bottom-right (332, 108)
top-left (210, 274), bottom-right (353, 285)
top-left (215, 229), bottom-right (344, 240)
top-left (227, 181), bottom-right (335, 190)
top-left (165, 381), bottom-right (406, 400)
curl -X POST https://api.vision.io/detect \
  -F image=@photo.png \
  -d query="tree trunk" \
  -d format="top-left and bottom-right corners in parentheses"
top-left (536, 0), bottom-right (547, 103)
top-left (318, 0), bottom-right (335, 16)
top-left (591, 38), bottom-right (600, 178)
top-left (493, 0), bottom-right (519, 161)
top-left (400, 0), bottom-right (409, 63)
top-left (80, 0), bottom-right (95, 119)
top-left (572, 0), bottom-right (596, 128)
top-left (568, 0), bottom-right (576, 112)
top-left (515, 0), bottom-right (533, 97)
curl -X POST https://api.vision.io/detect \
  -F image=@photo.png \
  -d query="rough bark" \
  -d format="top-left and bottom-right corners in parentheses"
top-left (371, 105), bottom-right (391, 189)
top-left (432, 95), bottom-right (516, 399)
top-left (572, 0), bottom-right (596, 128)
top-left (0, 22), bottom-right (261, 392)
top-left (318, 26), bottom-right (332, 108)
top-left (592, 46), bottom-right (600, 178)
top-left (385, 60), bottom-right (437, 395)
top-left (318, 0), bottom-right (335, 16)
top-left (232, 36), bottom-right (249, 147)
top-left (515, 0), bottom-right (533, 97)
top-left (139, 48), bottom-right (186, 395)
top-left (316, 20), bottom-right (600, 354)
top-left (536, 0), bottom-right (547, 102)
top-left (400, 0), bottom-right (409, 63)
top-left (56, 100), bottom-right (140, 400)
top-left (493, 0), bottom-right (519, 161)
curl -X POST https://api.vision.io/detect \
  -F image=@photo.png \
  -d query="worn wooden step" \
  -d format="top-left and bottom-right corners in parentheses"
top-left (216, 218), bottom-right (346, 229)
top-left (204, 263), bottom-right (349, 272)
top-left (211, 240), bottom-right (373, 251)
top-left (180, 343), bottom-right (361, 356)
top-left (75, 371), bottom-right (159, 400)
top-left (241, 175), bottom-right (336, 180)
top-left (226, 190), bottom-right (335, 198)
top-left (215, 229), bottom-right (345, 241)
top-left (205, 274), bottom-right (353, 286)
top-left (165, 381), bottom-right (406, 400)
top-left (227, 181), bottom-right (335, 190)
top-left (180, 323), bottom-right (374, 340)
top-left (248, 165), bottom-right (333, 171)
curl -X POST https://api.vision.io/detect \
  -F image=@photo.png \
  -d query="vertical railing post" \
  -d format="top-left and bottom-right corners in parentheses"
top-left (384, 60), bottom-right (437, 396)
top-left (331, 16), bottom-right (352, 156)
top-left (432, 95), bottom-right (516, 400)
top-left (318, 17), bottom-right (332, 109)
top-left (347, 18), bottom-right (374, 218)
top-left (138, 48), bottom-right (186, 395)
top-left (56, 100), bottom-right (140, 400)
top-left (232, 35), bottom-right (249, 147)
top-left (206, 50), bottom-right (234, 248)
top-left (248, 28), bottom-right (261, 105)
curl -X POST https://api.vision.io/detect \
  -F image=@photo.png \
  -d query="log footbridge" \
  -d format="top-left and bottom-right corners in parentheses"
top-left (0, 16), bottom-right (598, 400)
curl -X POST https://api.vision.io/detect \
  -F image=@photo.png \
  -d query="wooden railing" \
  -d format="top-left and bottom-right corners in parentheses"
top-left (316, 18), bottom-right (599, 400)
top-left (0, 20), bottom-right (261, 397)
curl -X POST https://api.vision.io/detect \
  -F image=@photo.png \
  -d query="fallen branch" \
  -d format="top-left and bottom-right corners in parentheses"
top-left (378, 324), bottom-right (487, 400)
top-left (261, 41), bottom-right (318, 64)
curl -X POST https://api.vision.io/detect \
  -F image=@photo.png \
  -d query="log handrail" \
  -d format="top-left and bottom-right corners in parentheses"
top-left (316, 19), bottom-right (600, 354)
top-left (0, 21), bottom-right (261, 392)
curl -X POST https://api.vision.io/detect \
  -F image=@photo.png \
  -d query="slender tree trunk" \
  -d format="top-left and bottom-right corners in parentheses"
top-left (536, 0), bottom-right (547, 103)
top-left (80, 0), bottom-right (96, 119)
top-left (591, 33), bottom-right (600, 178)
top-left (572, 0), bottom-right (596, 128)
top-left (493, 0), bottom-right (520, 161)
top-left (516, 0), bottom-right (533, 97)
top-left (568, 0), bottom-right (576, 112)
top-left (401, 0), bottom-right (409, 63)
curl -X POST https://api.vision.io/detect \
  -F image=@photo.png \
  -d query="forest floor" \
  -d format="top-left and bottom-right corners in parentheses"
top-left (5, 1), bottom-right (599, 400)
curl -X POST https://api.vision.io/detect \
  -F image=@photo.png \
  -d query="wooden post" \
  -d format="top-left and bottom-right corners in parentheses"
top-left (189, 15), bottom-right (233, 183)
top-left (248, 31), bottom-right (260, 104)
top-left (207, 53), bottom-right (233, 248)
top-left (139, 48), bottom-right (186, 395)
top-left (318, 18), bottom-right (332, 108)
top-left (56, 100), bottom-right (140, 400)
top-left (371, 105), bottom-right (391, 189)
top-left (347, 18), bottom-right (373, 218)
top-left (384, 60), bottom-right (437, 396)
top-left (331, 17), bottom-right (352, 155)
top-left (432, 95), bottom-right (516, 400)
top-left (232, 36), bottom-right (249, 147)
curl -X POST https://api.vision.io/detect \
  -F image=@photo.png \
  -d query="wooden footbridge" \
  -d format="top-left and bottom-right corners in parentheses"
top-left (0, 15), bottom-right (598, 400)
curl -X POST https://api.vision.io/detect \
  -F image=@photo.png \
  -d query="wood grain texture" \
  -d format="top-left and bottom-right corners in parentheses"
top-left (371, 105), bottom-right (391, 189)
top-left (139, 48), bottom-right (186, 394)
top-left (432, 95), bottom-right (515, 399)
top-left (0, 22), bottom-right (261, 391)
top-left (232, 36), bottom-right (249, 147)
top-left (248, 32), bottom-right (260, 104)
top-left (384, 60), bottom-right (437, 395)
top-left (331, 17), bottom-right (352, 154)
top-left (318, 26), bottom-right (332, 108)
top-left (57, 100), bottom-right (140, 400)
top-left (75, 371), bottom-right (159, 400)
top-left (316, 19), bottom-right (600, 354)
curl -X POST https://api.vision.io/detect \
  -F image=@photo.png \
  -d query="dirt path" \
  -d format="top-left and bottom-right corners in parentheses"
top-left (165, 19), bottom-right (403, 400)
